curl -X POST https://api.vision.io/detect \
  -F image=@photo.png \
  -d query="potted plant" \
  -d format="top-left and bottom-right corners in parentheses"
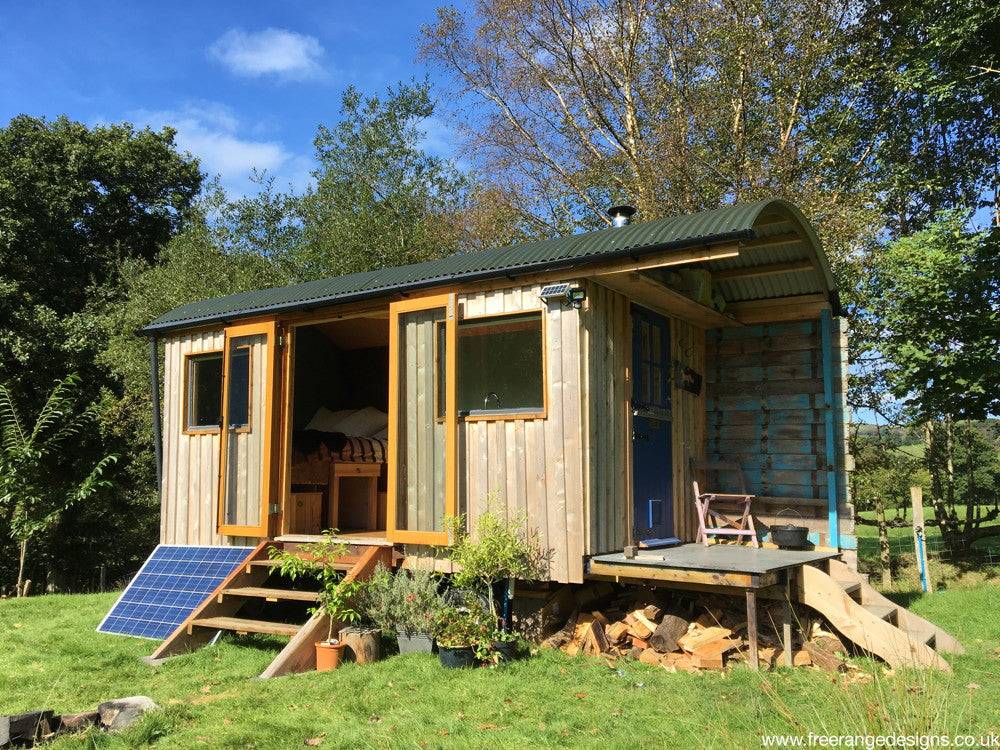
top-left (432, 606), bottom-right (492, 668)
top-left (269, 533), bottom-right (363, 671)
top-left (362, 563), bottom-right (446, 654)
top-left (444, 510), bottom-right (545, 661)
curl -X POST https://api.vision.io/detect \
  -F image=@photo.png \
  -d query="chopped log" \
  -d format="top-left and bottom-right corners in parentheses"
top-left (572, 614), bottom-right (595, 645)
top-left (631, 636), bottom-right (650, 650)
top-left (606, 621), bottom-right (629, 645)
top-left (591, 610), bottom-right (610, 627)
top-left (804, 636), bottom-right (847, 671)
top-left (563, 642), bottom-right (581, 656)
top-left (628, 646), bottom-right (644, 660)
top-left (678, 626), bottom-right (733, 654)
top-left (631, 609), bottom-right (658, 634)
top-left (691, 637), bottom-right (741, 669)
top-left (643, 604), bottom-right (663, 622)
top-left (639, 649), bottom-right (663, 666)
top-left (662, 652), bottom-right (698, 673)
top-left (792, 650), bottom-right (812, 667)
top-left (694, 608), bottom-right (724, 628)
top-left (624, 613), bottom-right (652, 640)
top-left (582, 620), bottom-right (610, 654)
top-left (340, 627), bottom-right (381, 664)
top-left (649, 614), bottom-right (689, 653)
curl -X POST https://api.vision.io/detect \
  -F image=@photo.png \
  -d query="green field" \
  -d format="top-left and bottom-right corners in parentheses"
top-left (2, 586), bottom-right (998, 749)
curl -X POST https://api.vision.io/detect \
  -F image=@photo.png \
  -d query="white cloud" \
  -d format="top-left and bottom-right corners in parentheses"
top-left (129, 102), bottom-right (311, 195)
top-left (209, 28), bottom-right (325, 80)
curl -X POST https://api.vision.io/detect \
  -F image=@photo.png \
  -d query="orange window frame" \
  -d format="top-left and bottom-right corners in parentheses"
top-left (217, 320), bottom-right (277, 538)
top-left (386, 294), bottom-right (457, 546)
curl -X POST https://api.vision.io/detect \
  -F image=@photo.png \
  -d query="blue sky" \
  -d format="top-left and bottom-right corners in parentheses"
top-left (0, 1), bottom-right (462, 195)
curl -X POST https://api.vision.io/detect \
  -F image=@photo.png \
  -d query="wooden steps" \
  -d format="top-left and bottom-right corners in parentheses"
top-left (862, 603), bottom-right (897, 622)
top-left (826, 558), bottom-right (964, 655)
top-left (189, 616), bottom-right (300, 637)
top-left (148, 542), bottom-right (392, 670)
top-left (220, 587), bottom-right (319, 603)
top-left (797, 563), bottom-right (955, 671)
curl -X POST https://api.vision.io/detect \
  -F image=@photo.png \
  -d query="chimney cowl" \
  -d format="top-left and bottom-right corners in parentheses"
top-left (608, 204), bottom-right (637, 228)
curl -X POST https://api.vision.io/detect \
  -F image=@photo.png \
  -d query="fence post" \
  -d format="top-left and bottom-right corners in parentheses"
top-left (910, 486), bottom-right (931, 593)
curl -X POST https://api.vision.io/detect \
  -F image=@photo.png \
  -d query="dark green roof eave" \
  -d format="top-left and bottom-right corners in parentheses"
top-left (142, 199), bottom-right (837, 335)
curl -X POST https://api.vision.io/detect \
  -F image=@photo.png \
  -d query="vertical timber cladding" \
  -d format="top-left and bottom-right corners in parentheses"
top-left (161, 330), bottom-right (257, 548)
top-left (705, 318), bottom-right (852, 548)
top-left (582, 282), bottom-right (707, 551)
top-left (671, 318), bottom-right (707, 543)
top-left (455, 284), bottom-right (586, 584)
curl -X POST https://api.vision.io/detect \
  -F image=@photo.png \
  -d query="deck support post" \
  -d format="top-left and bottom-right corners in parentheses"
top-left (782, 574), bottom-right (794, 667)
top-left (746, 588), bottom-right (759, 670)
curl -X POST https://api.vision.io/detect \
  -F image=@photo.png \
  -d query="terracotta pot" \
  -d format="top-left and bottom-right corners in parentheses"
top-left (315, 640), bottom-right (346, 672)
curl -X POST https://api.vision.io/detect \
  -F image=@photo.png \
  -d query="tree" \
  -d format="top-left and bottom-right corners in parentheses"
top-left (0, 376), bottom-right (116, 596)
top-left (863, 213), bottom-right (1000, 550)
top-left (0, 115), bottom-right (202, 399)
top-left (850, 428), bottom-right (921, 586)
top-left (0, 115), bottom-right (201, 589)
top-left (846, 0), bottom-right (1000, 233)
top-left (421, 0), bottom-right (876, 262)
top-left (298, 81), bottom-right (499, 279)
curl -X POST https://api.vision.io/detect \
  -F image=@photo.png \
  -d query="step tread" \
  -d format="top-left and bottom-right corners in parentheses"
top-left (223, 586), bottom-right (319, 602)
top-left (862, 603), bottom-right (897, 621)
top-left (834, 578), bottom-right (861, 596)
top-left (247, 557), bottom-right (358, 571)
top-left (190, 616), bottom-right (301, 636)
top-left (904, 628), bottom-right (936, 646)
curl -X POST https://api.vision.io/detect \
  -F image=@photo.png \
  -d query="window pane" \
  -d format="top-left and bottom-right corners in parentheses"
top-left (456, 312), bottom-right (543, 414)
top-left (223, 333), bottom-right (266, 529)
top-left (396, 308), bottom-right (446, 533)
top-left (227, 347), bottom-right (250, 428)
top-left (187, 353), bottom-right (222, 428)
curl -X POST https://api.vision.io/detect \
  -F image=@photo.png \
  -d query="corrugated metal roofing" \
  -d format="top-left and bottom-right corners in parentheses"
top-left (144, 198), bottom-right (835, 333)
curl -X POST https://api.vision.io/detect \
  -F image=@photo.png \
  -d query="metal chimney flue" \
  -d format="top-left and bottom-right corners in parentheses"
top-left (608, 204), bottom-right (636, 228)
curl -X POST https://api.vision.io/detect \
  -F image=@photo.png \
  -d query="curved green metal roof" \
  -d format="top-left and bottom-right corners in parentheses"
top-left (144, 199), bottom-right (836, 333)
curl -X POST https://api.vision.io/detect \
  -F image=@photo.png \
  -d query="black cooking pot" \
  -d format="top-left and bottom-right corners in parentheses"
top-left (770, 524), bottom-right (810, 548)
top-left (771, 509), bottom-right (810, 548)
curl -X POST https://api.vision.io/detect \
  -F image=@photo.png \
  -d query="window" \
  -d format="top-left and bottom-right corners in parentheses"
top-left (226, 346), bottom-right (251, 429)
top-left (454, 311), bottom-right (544, 416)
top-left (185, 352), bottom-right (222, 431)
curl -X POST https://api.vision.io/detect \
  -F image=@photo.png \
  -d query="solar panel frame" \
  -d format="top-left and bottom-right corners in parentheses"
top-left (97, 544), bottom-right (254, 640)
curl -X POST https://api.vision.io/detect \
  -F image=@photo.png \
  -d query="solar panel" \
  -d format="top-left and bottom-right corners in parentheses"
top-left (98, 545), bottom-right (254, 640)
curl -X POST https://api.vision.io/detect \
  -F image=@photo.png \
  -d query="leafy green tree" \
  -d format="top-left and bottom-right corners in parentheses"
top-left (0, 115), bottom-right (202, 399)
top-left (0, 375), bottom-right (116, 595)
top-left (298, 81), bottom-right (484, 278)
top-left (846, 0), bottom-right (1000, 233)
top-left (863, 213), bottom-right (1000, 550)
top-left (0, 115), bottom-right (201, 589)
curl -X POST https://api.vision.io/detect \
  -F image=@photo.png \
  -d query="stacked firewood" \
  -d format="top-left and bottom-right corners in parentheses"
top-left (540, 587), bottom-right (848, 672)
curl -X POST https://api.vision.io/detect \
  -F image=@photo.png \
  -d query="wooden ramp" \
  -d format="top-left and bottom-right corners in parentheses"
top-left (796, 562), bottom-right (957, 671)
top-left (148, 542), bottom-right (392, 678)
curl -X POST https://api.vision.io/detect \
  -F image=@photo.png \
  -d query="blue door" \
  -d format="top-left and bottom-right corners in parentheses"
top-left (631, 305), bottom-right (673, 543)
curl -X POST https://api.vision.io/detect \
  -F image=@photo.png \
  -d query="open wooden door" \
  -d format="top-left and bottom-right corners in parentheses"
top-left (386, 294), bottom-right (457, 545)
top-left (217, 320), bottom-right (278, 537)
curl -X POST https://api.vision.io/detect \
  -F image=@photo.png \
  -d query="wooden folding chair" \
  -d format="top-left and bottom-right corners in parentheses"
top-left (691, 459), bottom-right (759, 548)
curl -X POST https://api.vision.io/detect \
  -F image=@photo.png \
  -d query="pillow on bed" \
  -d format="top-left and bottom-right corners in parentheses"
top-left (332, 406), bottom-right (389, 438)
top-left (305, 407), bottom-right (355, 433)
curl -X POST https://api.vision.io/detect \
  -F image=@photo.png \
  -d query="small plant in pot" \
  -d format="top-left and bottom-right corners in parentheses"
top-left (269, 532), bottom-right (363, 671)
top-left (362, 562), bottom-right (446, 654)
top-left (432, 606), bottom-right (492, 668)
top-left (444, 510), bottom-right (546, 663)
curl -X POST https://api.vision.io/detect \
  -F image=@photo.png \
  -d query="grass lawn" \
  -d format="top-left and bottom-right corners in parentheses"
top-left (2, 587), bottom-right (999, 749)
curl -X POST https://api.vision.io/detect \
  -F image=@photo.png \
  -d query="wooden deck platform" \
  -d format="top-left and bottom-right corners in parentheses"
top-left (589, 544), bottom-right (838, 589)
top-left (586, 543), bottom-right (956, 671)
